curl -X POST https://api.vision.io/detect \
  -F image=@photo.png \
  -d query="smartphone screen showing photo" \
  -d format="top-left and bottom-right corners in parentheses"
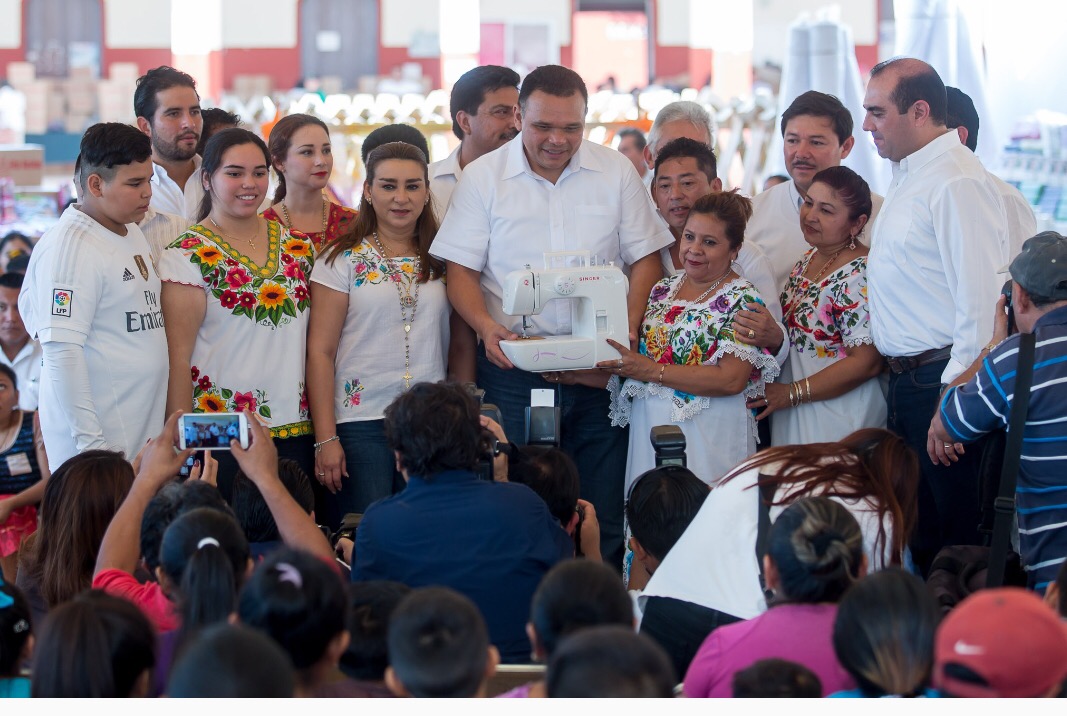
top-left (180, 413), bottom-right (245, 450)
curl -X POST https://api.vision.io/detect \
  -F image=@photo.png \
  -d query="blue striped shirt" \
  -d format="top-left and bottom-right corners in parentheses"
top-left (940, 305), bottom-right (1067, 591)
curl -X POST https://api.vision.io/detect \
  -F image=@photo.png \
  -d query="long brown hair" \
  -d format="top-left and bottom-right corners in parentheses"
top-left (720, 428), bottom-right (918, 565)
top-left (20, 451), bottom-right (134, 608)
top-left (321, 141), bottom-right (443, 282)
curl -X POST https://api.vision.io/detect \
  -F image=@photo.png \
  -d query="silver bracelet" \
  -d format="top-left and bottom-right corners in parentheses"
top-left (314, 435), bottom-right (340, 452)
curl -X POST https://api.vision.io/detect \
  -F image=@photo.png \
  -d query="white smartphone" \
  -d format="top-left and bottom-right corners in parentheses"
top-left (178, 412), bottom-right (250, 451)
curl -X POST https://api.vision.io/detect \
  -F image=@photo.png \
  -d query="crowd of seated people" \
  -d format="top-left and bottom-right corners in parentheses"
top-left (0, 54), bottom-right (1065, 701)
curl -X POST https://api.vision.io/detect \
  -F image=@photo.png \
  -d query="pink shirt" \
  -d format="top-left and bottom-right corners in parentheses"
top-left (92, 568), bottom-right (178, 633)
top-left (683, 603), bottom-right (853, 697)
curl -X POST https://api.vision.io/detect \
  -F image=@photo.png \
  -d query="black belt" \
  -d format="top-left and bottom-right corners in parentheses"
top-left (885, 346), bottom-right (952, 374)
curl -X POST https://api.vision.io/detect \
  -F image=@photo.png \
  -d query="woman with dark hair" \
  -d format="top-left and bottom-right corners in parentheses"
top-left (31, 590), bottom-right (156, 697)
top-left (830, 568), bottom-right (941, 697)
top-left (684, 496), bottom-right (865, 697)
top-left (604, 190), bottom-right (779, 488)
top-left (638, 429), bottom-right (917, 678)
top-left (306, 141), bottom-right (474, 524)
top-left (749, 165), bottom-right (885, 445)
top-left (16, 450), bottom-right (133, 625)
top-left (263, 113), bottom-right (356, 253)
top-left (160, 128), bottom-right (316, 493)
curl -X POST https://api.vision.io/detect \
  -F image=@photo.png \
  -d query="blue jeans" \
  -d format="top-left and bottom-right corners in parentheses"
top-left (477, 349), bottom-right (629, 568)
top-left (313, 419), bottom-right (404, 530)
top-left (887, 359), bottom-right (982, 575)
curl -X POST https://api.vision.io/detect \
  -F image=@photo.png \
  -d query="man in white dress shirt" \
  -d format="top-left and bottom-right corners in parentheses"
top-left (746, 91), bottom-right (884, 289)
top-left (432, 65), bottom-right (673, 567)
top-left (429, 65), bottom-right (520, 215)
top-left (863, 58), bottom-right (1010, 573)
top-left (945, 86), bottom-right (1036, 259)
top-left (134, 66), bottom-right (204, 222)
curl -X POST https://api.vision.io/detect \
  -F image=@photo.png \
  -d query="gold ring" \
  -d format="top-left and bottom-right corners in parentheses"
top-left (748, 329), bottom-right (755, 339)
top-left (617, 359), bottom-right (623, 367)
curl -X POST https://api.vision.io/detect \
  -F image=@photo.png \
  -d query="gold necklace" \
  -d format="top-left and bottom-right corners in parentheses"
top-left (372, 232), bottom-right (421, 389)
top-left (279, 196), bottom-right (328, 238)
top-left (672, 265), bottom-right (732, 304)
top-left (809, 242), bottom-right (852, 283)
top-left (209, 217), bottom-right (259, 250)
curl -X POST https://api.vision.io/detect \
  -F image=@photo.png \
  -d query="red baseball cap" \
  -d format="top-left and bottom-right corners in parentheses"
top-left (934, 588), bottom-right (1067, 698)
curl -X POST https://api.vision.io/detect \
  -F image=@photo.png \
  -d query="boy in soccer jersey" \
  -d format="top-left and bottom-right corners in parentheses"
top-left (19, 123), bottom-right (169, 467)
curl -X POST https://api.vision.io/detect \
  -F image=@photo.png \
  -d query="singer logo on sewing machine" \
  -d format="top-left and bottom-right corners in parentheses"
top-left (579, 276), bottom-right (601, 282)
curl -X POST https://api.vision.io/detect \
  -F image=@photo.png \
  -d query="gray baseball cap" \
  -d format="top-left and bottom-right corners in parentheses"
top-left (1009, 231), bottom-right (1067, 300)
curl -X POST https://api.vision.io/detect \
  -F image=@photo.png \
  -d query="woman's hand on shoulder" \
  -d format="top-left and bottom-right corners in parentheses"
top-left (733, 302), bottom-right (784, 352)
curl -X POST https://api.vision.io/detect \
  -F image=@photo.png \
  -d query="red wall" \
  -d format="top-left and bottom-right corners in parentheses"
top-left (221, 48), bottom-right (302, 92)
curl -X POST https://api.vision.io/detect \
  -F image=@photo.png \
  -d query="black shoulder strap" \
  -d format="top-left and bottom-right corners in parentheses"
top-left (755, 475), bottom-right (774, 599)
top-left (987, 331), bottom-right (1037, 588)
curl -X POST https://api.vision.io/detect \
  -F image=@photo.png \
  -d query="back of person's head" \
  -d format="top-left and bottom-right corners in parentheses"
top-left (653, 136), bottom-right (718, 183)
top-left (450, 65), bottom-right (521, 140)
top-left (140, 479), bottom-right (234, 573)
top-left (231, 459), bottom-right (314, 543)
top-left (781, 90), bottom-right (853, 144)
top-left (518, 64), bottom-right (588, 112)
top-left (386, 586), bottom-right (496, 698)
top-left (732, 658), bottom-right (823, 697)
top-left (945, 86), bottom-right (979, 151)
top-left (134, 65), bottom-right (198, 121)
top-left (237, 548), bottom-right (348, 683)
top-left (31, 591), bottom-right (155, 697)
top-left (529, 560), bottom-right (632, 660)
top-left (508, 446), bottom-right (580, 527)
top-left (360, 123), bottom-right (430, 164)
top-left (546, 625), bottom-right (676, 697)
top-left (167, 623), bottom-right (295, 697)
top-left (647, 100), bottom-right (715, 156)
top-left (767, 496), bottom-right (864, 604)
top-left (76, 122), bottom-right (152, 194)
top-left (0, 270), bottom-right (25, 291)
top-left (25, 450), bottom-right (133, 608)
top-left (833, 568), bottom-right (939, 696)
top-left (197, 106), bottom-right (242, 156)
top-left (383, 382), bottom-right (485, 479)
top-left (934, 587), bottom-right (1067, 698)
top-left (0, 580), bottom-right (32, 679)
top-left (340, 581), bottom-right (412, 682)
top-left (626, 465), bottom-right (709, 564)
top-left (158, 507), bottom-right (250, 635)
top-left (687, 190), bottom-right (754, 250)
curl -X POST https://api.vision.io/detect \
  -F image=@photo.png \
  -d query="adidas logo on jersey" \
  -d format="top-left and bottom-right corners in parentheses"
top-left (122, 268), bottom-right (136, 282)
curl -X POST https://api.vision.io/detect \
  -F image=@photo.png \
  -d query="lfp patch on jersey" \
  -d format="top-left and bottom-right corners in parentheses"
top-left (52, 289), bottom-right (73, 316)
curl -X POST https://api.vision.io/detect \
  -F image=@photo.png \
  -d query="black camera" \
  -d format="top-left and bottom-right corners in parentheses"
top-left (650, 425), bottom-right (686, 467)
top-left (1001, 279), bottom-right (1016, 335)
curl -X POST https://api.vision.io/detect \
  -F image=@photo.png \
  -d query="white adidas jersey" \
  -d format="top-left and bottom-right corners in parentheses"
top-left (19, 205), bottom-right (169, 467)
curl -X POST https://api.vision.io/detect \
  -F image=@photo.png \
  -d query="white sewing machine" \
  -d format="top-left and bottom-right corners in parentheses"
top-left (499, 253), bottom-right (629, 372)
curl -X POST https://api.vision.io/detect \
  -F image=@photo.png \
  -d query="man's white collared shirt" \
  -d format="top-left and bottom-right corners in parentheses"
top-left (431, 136), bottom-right (673, 337)
top-left (149, 155), bottom-right (204, 222)
top-left (429, 144), bottom-right (463, 219)
top-left (867, 130), bottom-right (1010, 383)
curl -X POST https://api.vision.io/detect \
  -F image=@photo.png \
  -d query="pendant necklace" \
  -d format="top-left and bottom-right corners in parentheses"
top-left (372, 232), bottom-right (421, 388)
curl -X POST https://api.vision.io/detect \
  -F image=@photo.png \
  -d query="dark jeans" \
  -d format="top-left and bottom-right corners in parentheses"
top-left (476, 349), bottom-right (629, 568)
top-left (313, 419), bottom-right (404, 531)
top-left (212, 433), bottom-right (315, 504)
top-left (887, 359), bottom-right (982, 575)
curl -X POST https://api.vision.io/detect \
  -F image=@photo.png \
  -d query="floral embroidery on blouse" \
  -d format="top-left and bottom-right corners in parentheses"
top-left (781, 251), bottom-right (872, 360)
top-left (191, 366), bottom-right (272, 419)
top-left (343, 378), bottom-right (364, 407)
top-left (262, 202), bottom-right (357, 253)
top-left (348, 241), bottom-right (419, 289)
top-left (169, 222), bottom-right (313, 328)
top-left (609, 276), bottom-right (780, 425)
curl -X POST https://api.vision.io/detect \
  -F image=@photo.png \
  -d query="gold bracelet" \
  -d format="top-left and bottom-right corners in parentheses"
top-left (789, 382), bottom-right (799, 408)
top-left (984, 341), bottom-right (999, 353)
top-left (658, 363), bottom-right (666, 385)
top-left (804, 377), bottom-right (813, 403)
